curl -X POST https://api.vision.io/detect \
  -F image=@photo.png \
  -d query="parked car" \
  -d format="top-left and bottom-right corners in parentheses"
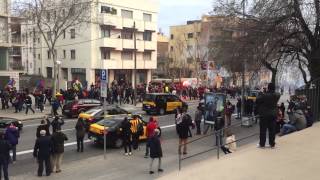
top-left (88, 115), bottom-right (147, 148)
top-left (62, 99), bottom-right (102, 118)
top-left (78, 105), bottom-right (131, 128)
top-left (142, 93), bottom-right (188, 115)
top-left (0, 117), bottom-right (23, 132)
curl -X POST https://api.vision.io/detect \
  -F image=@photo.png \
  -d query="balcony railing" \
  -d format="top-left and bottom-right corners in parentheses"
top-left (9, 62), bottom-right (24, 71)
top-left (8, 48), bottom-right (21, 56)
top-left (11, 37), bottom-right (22, 44)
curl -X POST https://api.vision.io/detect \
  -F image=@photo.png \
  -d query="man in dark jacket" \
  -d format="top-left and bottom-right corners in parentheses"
top-left (25, 95), bottom-right (35, 114)
top-left (75, 118), bottom-right (86, 152)
top-left (149, 129), bottom-right (163, 174)
top-left (0, 132), bottom-right (11, 180)
top-left (177, 110), bottom-right (194, 155)
top-left (33, 130), bottom-right (53, 177)
top-left (120, 117), bottom-right (132, 156)
top-left (51, 128), bottom-right (68, 173)
top-left (51, 116), bottom-right (64, 133)
top-left (5, 123), bottom-right (19, 163)
top-left (36, 119), bottom-right (51, 138)
top-left (256, 83), bottom-right (280, 148)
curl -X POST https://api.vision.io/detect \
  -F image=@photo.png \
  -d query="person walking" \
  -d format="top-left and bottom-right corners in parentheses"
top-left (176, 109), bottom-right (194, 155)
top-left (148, 129), bottom-right (163, 174)
top-left (0, 132), bottom-right (11, 180)
top-left (130, 115), bottom-right (143, 150)
top-left (25, 94), bottom-right (35, 114)
top-left (194, 106), bottom-right (202, 135)
top-left (224, 101), bottom-right (233, 126)
top-left (33, 130), bottom-right (53, 177)
top-left (36, 119), bottom-right (51, 138)
top-left (145, 117), bottom-right (158, 158)
top-left (256, 83), bottom-right (280, 148)
top-left (51, 116), bottom-right (64, 133)
top-left (120, 117), bottom-right (132, 156)
top-left (51, 128), bottom-right (68, 173)
top-left (75, 118), bottom-right (86, 152)
top-left (5, 123), bottom-right (19, 163)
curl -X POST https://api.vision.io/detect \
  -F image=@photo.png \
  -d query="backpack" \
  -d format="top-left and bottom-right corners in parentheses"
top-left (137, 121), bottom-right (144, 136)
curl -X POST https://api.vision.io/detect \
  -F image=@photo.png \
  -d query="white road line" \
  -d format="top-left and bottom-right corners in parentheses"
top-left (16, 123), bottom-right (177, 156)
top-left (15, 140), bottom-right (91, 156)
top-left (23, 119), bottom-right (77, 128)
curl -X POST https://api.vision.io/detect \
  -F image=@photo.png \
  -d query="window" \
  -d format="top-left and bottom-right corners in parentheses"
top-left (63, 50), bottom-right (66, 59)
top-left (101, 26), bottom-right (111, 37)
top-left (38, 54), bottom-right (40, 60)
top-left (121, 30), bottom-right (133, 39)
top-left (187, 33), bottom-right (193, 39)
top-left (170, 46), bottom-right (174, 51)
top-left (101, 6), bottom-right (117, 14)
top-left (143, 13), bottom-right (152, 22)
top-left (70, 29), bottom-right (75, 39)
top-left (47, 50), bottom-right (51, 59)
top-left (101, 48), bottom-right (111, 59)
top-left (47, 67), bottom-right (52, 78)
top-left (71, 50), bottom-right (76, 59)
top-left (121, 9), bottom-right (133, 19)
top-left (143, 52), bottom-right (152, 60)
top-left (170, 34), bottom-right (174, 39)
top-left (62, 30), bottom-right (66, 39)
top-left (143, 31), bottom-right (152, 41)
top-left (121, 51), bottom-right (133, 60)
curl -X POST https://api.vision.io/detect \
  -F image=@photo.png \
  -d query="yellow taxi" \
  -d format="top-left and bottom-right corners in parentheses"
top-left (88, 115), bottom-right (147, 148)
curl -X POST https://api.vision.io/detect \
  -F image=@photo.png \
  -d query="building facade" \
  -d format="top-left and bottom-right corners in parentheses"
top-left (0, 0), bottom-right (24, 89)
top-left (34, 0), bottom-right (158, 89)
top-left (153, 32), bottom-right (169, 78)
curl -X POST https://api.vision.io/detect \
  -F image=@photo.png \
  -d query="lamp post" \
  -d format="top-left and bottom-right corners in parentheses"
top-left (56, 60), bottom-right (61, 91)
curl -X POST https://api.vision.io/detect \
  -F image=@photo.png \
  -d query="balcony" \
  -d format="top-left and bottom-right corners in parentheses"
top-left (11, 36), bottom-right (22, 46)
top-left (9, 62), bottom-right (24, 71)
top-left (144, 41), bottom-right (156, 51)
top-left (99, 14), bottom-right (121, 29)
top-left (99, 37), bottom-right (122, 50)
top-left (8, 48), bottom-right (21, 56)
top-left (122, 39), bottom-right (134, 50)
top-left (144, 21), bottom-right (157, 32)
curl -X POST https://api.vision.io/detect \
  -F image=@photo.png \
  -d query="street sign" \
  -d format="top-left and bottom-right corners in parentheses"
top-left (101, 69), bottom-right (107, 81)
top-left (100, 69), bottom-right (108, 98)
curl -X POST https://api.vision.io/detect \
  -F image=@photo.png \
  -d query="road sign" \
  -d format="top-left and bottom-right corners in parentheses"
top-left (101, 69), bottom-right (107, 81)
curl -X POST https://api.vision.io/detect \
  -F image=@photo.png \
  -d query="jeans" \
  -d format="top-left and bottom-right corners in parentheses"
top-left (281, 124), bottom-right (296, 135)
top-left (145, 138), bottom-right (150, 156)
top-left (195, 120), bottom-right (201, 135)
top-left (51, 153), bottom-right (63, 172)
top-left (38, 157), bottom-right (51, 176)
top-left (123, 136), bottom-right (132, 153)
top-left (10, 145), bottom-right (16, 162)
top-left (25, 105), bottom-right (35, 114)
top-left (132, 133), bottom-right (140, 150)
top-left (0, 158), bottom-right (9, 180)
top-left (259, 116), bottom-right (276, 147)
top-left (77, 136), bottom-right (84, 152)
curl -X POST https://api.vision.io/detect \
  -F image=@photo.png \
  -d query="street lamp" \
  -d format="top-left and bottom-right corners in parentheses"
top-left (56, 60), bottom-right (61, 91)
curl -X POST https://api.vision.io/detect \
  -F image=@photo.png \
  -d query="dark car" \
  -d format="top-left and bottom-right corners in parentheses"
top-left (142, 93), bottom-right (188, 115)
top-left (88, 115), bottom-right (147, 148)
top-left (78, 105), bottom-right (131, 127)
top-left (62, 99), bottom-right (102, 118)
top-left (0, 117), bottom-right (23, 132)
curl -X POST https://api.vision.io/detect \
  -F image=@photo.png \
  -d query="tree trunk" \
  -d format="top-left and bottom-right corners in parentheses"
top-left (53, 55), bottom-right (58, 96)
top-left (271, 69), bottom-right (277, 86)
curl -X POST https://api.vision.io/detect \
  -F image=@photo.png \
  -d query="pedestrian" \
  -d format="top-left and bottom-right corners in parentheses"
top-left (224, 101), bottom-right (233, 126)
top-left (51, 98), bottom-right (60, 116)
top-left (33, 130), bottom-right (53, 177)
top-left (51, 116), bottom-right (64, 133)
top-left (176, 109), bottom-right (194, 155)
top-left (25, 94), bottom-right (35, 114)
top-left (38, 92), bottom-right (45, 113)
top-left (0, 131), bottom-right (11, 180)
top-left (51, 128), bottom-right (68, 173)
top-left (194, 106), bottom-right (202, 135)
top-left (130, 115), bottom-right (144, 150)
top-left (236, 98), bottom-right (241, 119)
top-left (75, 118), bottom-right (86, 152)
top-left (145, 117), bottom-right (158, 158)
top-left (120, 117), bottom-right (132, 156)
top-left (36, 119), bottom-right (51, 138)
top-left (148, 129), bottom-right (163, 174)
top-left (5, 123), bottom-right (19, 163)
top-left (256, 83), bottom-right (280, 148)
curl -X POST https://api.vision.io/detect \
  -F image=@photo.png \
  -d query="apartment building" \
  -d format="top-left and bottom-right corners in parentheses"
top-left (0, 0), bottom-right (24, 89)
top-left (35, 0), bottom-right (158, 89)
top-left (153, 32), bottom-right (169, 78)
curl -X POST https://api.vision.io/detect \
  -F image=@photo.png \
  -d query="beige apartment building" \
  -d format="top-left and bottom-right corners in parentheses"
top-left (34, 0), bottom-right (158, 89)
top-left (0, 0), bottom-right (24, 89)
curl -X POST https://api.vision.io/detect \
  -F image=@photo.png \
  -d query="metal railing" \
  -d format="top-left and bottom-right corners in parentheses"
top-left (295, 78), bottom-right (320, 121)
top-left (178, 118), bottom-right (259, 170)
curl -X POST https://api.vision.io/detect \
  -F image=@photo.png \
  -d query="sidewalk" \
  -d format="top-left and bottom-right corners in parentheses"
top-left (159, 123), bottom-right (320, 180)
top-left (0, 104), bottom-right (55, 121)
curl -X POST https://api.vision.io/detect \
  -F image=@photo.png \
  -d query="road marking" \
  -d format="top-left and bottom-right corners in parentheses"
top-left (15, 140), bottom-right (91, 156)
top-left (23, 119), bottom-right (77, 128)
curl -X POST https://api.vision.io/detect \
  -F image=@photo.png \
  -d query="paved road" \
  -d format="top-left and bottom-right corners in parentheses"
top-left (9, 99), bottom-right (263, 179)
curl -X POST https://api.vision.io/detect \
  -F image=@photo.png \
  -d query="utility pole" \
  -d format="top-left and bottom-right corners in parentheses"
top-left (241, 0), bottom-right (247, 120)
top-left (133, 21), bottom-right (137, 106)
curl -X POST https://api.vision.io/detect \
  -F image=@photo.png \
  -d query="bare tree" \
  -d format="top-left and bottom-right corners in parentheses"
top-left (14, 0), bottom-right (93, 94)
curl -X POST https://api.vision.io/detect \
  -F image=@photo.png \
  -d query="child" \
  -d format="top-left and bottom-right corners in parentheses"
top-left (221, 130), bottom-right (237, 154)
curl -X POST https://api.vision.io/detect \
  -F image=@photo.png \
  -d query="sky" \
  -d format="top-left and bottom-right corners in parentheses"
top-left (158, 0), bottom-right (213, 35)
